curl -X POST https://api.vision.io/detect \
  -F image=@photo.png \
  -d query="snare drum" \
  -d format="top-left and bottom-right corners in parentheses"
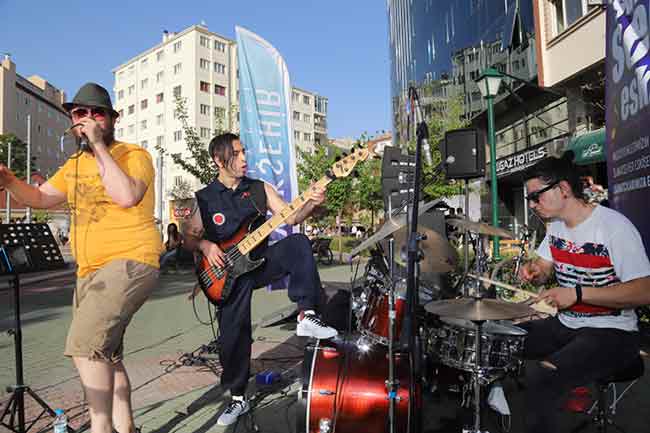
top-left (433, 318), bottom-right (527, 374)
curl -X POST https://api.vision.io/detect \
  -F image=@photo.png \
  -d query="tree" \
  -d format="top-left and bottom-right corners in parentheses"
top-left (155, 95), bottom-right (239, 186)
top-left (353, 146), bottom-right (383, 231)
top-left (0, 134), bottom-right (37, 180)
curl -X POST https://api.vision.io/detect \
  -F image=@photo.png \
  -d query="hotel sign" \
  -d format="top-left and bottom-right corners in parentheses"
top-left (495, 145), bottom-right (547, 178)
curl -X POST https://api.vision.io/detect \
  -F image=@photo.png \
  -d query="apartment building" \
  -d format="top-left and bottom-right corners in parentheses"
top-left (112, 24), bottom-right (328, 225)
top-left (0, 55), bottom-right (76, 178)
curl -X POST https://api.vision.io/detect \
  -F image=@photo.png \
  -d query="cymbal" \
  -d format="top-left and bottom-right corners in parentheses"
top-left (446, 218), bottom-right (515, 239)
top-left (393, 226), bottom-right (457, 273)
top-left (350, 199), bottom-right (445, 257)
top-left (424, 297), bottom-right (534, 320)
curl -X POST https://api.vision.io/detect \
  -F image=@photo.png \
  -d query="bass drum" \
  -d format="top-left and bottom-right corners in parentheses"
top-left (297, 337), bottom-right (419, 433)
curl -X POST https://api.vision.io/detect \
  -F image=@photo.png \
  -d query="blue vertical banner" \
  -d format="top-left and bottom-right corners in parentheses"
top-left (606, 0), bottom-right (650, 253)
top-left (236, 26), bottom-right (298, 241)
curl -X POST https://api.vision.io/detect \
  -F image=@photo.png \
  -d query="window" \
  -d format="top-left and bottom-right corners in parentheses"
top-left (173, 63), bottom-right (182, 74)
top-left (156, 135), bottom-right (164, 146)
top-left (128, 85), bottom-right (135, 95)
top-left (141, 140), bottom-right (148, 149)
top-left (173, 85), bottom-right (182, 98)
top-left (156, 113), bottom-right (164, 125)
top-left (174, 176), bottom-right (184, 186)
top-left (174, 130), bottom-right (182, 141)
top-left (128, 65), bottom-right (135, 76)
top-left (200, 127), bottom-right (210, 138)
top-left (156, 50), bottom-right (164, 62)
top-left (128, 124), bottom-right (135, 134)
top-left (303, 95), bottom-right (310, 105)
top-left (156, 92), bottom-right (164, 103)
top-left (117, 128), bottom-right (124, 138)
top-left (141, 58), bottom-right (148, 69)
top-left (214, 40), bottom-right (226, 51)
top-left (156, 71), bottom-right (164, 83)
top-left (117, 90), bottom-right (124, 100)
top-left (200, 104), bottom-right (210, 115)
top-left (293, 111), bottom-right (300, 121)
top-left (214, 84), bottom-right (226, 95)
top-left (140, 99), bottom-right (148, 110)
top-left (200, 81), bottom-right (210, 92)
top-left (118, 109), bottom-right (124, 118)
top-left (293, 130), bottom-right (300, 141)
top-left (304, 113), bottom-right (311, 123)
top-left (292, 91), bottom-right (299, 103)
top-left (214, 106), bottom-right (226, 118)
top-left (200, 35), bottom-right (209, 47)
top-left (141, 120), bottom-right (147, 130)
top-left (304, 132), bottom-right (311, 141)
top-left (200, 58), bottom-right (210, 70)
top-left (214, 62), bottom-right (225, 74)
top-left (141, 78), bottom-right (148, 90)
top-left (128, 104), bottom-right (135, 115)
top-left (173, 40), bottom-right (182, 52)
top-left (553, 0), bottom-right (594, 35)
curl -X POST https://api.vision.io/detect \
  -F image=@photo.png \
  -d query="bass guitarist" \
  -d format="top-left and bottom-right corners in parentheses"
top-left (182, 132), bottom-right (337, 426)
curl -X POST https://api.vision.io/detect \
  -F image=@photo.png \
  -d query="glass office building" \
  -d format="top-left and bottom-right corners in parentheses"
top-left (387, 0), bottom-right (570, 234)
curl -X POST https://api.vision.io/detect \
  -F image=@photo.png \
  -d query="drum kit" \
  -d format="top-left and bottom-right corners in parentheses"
top-left (299, 202), bottom-right (555, 433)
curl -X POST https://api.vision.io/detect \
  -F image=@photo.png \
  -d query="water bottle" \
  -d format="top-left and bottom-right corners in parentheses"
top-left (53, 409), bottom-right (67, 433)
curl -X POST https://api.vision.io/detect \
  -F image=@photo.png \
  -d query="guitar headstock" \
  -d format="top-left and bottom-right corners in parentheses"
top-left (330, 139), bottom-right (381, 178)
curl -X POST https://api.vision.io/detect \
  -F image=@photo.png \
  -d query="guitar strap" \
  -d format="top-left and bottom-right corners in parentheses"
top-left (247, 180), bottom-right (268, 216)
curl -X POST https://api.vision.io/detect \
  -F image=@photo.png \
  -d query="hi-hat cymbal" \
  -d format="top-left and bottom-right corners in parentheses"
top-left (350, 199), bottom-right (445, 257)
top-left (424, 297), bottom-right (534, 320)
top-left (446, 218), bottom-right (515, 239)
top-left (393, 226), bottom-right (457, 274)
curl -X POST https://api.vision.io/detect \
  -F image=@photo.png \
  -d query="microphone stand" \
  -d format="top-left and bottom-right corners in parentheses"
top-left (405, 86), bottom-right (426, 433)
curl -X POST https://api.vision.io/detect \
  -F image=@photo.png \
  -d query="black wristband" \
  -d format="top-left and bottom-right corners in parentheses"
top-left (575, 283), bottom-right (583, 304)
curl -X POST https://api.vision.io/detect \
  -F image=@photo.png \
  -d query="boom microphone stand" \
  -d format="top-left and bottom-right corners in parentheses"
top-left (405, 86), bottom-right (427, 433)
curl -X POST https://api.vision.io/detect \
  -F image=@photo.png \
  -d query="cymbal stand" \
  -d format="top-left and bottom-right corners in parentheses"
top-left (469, 319), bottom-right (488, 433)
top-left (384, 237), bottom-right (402, 433)
top-left (462, 179), bottom-right (470, 295)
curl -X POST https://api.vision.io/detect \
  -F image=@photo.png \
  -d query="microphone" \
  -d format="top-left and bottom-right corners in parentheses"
top-left (64, 123), bottom-right (91, 152)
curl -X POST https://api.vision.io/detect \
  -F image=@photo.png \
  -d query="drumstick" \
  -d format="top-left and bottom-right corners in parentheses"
top-left (468, 274), bottom-right (558, 316)
top-left (468, 274), bottom-right (539, 299)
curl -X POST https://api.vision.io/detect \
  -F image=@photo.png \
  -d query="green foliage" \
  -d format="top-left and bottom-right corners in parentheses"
top-left (155, 96), bottom-right (238, 186)
top-left (297, 146), bottom-right (354, 219)
top-left (31, 209), bottom-right (51, 222)
top-left (0, 134), bottom-right (37, 180)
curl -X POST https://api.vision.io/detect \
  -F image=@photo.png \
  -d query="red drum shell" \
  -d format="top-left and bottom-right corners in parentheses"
top-left (359, 291), bottom-right (407, 345)
top-left (298, 338), bottom-right (418, 433)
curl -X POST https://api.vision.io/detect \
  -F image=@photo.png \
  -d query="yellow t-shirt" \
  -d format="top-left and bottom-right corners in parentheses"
top-left (48, 141), bottom-right (163, 277)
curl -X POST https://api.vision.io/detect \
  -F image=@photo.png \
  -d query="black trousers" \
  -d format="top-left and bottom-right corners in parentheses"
top-left (217, 233), bottom-right (321, 395)
top-left (518, 317), bottom-right (640, 433)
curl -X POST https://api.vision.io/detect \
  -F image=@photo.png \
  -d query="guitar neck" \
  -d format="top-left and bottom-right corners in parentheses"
top-left (237, 176), bottom-right (331, 255)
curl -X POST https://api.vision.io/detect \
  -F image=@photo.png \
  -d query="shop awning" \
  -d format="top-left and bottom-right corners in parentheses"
top-left (569, 128), bottom-right (606, 165)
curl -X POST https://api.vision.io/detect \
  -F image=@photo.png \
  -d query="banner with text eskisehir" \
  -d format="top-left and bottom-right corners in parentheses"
top-left (236, 26), bottom-right (297, 242)
top-left (607, 0), bottom-right (650, 252)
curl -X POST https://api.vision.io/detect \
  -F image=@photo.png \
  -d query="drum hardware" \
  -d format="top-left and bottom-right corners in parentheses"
top-left (468, 274), bottom-right (558, 316)
top-left (446, 218), bottom-right (516, 240)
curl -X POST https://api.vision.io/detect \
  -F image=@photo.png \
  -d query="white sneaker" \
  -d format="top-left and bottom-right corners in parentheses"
top-left (296, 313), bottom-right (338, 339)
top-left (217, 398), bottom-right (249, 426)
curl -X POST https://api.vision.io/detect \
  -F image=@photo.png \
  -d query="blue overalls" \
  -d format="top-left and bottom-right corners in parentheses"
top-left (196, 177), bottom-right (321, 395)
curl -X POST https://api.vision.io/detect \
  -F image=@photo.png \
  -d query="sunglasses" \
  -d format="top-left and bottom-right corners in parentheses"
top-left (526, 181), bottom-right (559, 203)
top-left (70, 106), bottom-right (108, 120)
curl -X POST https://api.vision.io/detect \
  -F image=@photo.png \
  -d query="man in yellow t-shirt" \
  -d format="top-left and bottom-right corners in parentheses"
top-left (0, 83), bottom-right (161, 433)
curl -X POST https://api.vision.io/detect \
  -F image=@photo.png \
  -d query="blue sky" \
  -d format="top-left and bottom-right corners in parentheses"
top-left (0, 0), bottom-right (391, 139)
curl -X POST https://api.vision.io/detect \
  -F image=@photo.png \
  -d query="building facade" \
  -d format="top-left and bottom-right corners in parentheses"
top-left (387, 0), bottom-right (605, 235)
top-left (112, 24), bottom-right (328, 226)
top-left (0, 55), bottom-right (76, 178)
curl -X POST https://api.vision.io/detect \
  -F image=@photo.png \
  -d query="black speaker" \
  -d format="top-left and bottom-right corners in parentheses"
top-left (381, 146), bottom-right (415, 214)
top-left (442, 128), bottom-right (485, 179)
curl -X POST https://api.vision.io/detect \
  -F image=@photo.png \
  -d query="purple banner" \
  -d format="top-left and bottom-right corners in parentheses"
top-left (606, 0), bottom-right (650, 252)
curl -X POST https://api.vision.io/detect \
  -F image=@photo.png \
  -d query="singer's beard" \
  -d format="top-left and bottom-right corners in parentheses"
top-left (79, 126), bottom-right (115, 151)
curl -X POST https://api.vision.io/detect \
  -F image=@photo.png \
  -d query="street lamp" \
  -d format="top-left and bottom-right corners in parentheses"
top-left (476, 67), bottom-right (504, 260)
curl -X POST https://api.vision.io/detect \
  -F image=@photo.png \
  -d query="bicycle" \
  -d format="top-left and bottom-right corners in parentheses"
top-left (311, 237), bottom-right (334, 266)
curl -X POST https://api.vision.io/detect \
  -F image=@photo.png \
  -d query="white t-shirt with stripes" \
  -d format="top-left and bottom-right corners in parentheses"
top-left (537, 205), bottom-right (650, 331)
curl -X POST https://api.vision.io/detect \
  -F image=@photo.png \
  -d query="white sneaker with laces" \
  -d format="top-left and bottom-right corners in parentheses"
top-left (296, 313), bottom-right (338, 339)
top-left (217, 398), bottom-right (249, 426)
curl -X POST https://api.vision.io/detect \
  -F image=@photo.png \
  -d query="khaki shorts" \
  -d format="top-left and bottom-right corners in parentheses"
top-left (65, 259), bottom-right (159, 363)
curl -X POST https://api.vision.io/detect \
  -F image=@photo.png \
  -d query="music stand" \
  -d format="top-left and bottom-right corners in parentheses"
top-left (0, 223), bottom-right (72, 433)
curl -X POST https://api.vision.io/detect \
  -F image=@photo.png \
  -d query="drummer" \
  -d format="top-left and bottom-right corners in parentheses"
top-left (517, 151), bottom-right (650, 433)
